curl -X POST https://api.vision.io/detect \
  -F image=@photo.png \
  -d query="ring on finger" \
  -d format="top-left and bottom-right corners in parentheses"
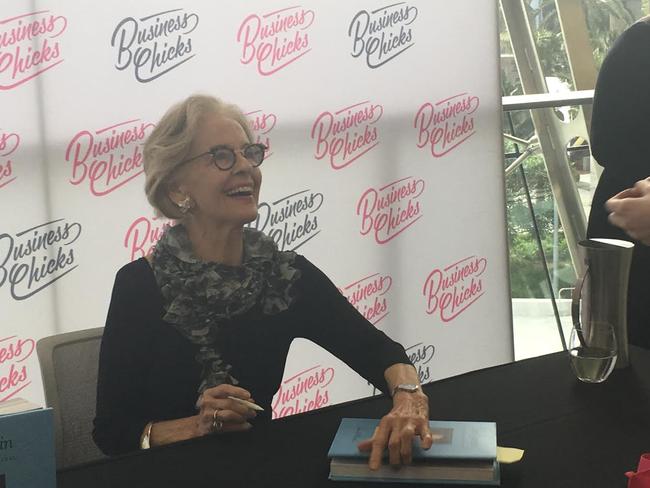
top-left (212, 408), bottom-right (224, 432)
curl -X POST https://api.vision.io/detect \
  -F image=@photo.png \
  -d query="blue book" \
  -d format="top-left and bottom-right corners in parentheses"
top-left (328, 418), bottom-right (500, 485)
top-left (0, 400), bottom-right (55, 488)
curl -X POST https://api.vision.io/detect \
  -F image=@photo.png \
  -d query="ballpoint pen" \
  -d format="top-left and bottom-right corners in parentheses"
top-left (228, 396), bottom-right (264, 412)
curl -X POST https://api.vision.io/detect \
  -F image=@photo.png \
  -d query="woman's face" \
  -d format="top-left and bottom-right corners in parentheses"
top-left (173, 113), bottom-right (262, 228)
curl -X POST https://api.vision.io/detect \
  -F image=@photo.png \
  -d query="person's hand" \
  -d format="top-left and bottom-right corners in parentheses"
top-left (606, 177), bottom-right (650, 245)
top-left (194, 384), bottom-right (256, 436)
top-left (357, 391), bottom-right (434, 470)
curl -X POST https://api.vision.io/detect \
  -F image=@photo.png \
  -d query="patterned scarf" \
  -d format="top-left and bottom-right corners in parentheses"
top-left (151, 224), bottom-right (301, 393)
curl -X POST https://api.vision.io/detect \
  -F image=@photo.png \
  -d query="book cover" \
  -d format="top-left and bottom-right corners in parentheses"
top-left (329, 418), bottom-right (497, 460)
top-left (0, 407), bottom-right (55, 488)
top-left (328, 418), bottom-right (499, 485)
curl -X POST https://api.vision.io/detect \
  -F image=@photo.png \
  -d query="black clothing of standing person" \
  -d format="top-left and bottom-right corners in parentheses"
top-left (587, 17), bottom-right (650, 348)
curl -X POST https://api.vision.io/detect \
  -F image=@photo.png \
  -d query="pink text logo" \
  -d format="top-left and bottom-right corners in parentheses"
top-left (246, 109), bottom-right (277, 157)
top-left (348, 2), bottom-right (418, 69)
top-left (414, 93), bottom-right (480, 157)
top-left (356, 176), bottom-right (424, 244)
top-left (340, 273), bottom-right (392, 325)
top-left (0, 335), bottom-right (35, 401)
top-left (0, 218), bottom-right (81, 300)
top-left (248, 189), bottom-right (324, 251)
top-left (237, 6), bottom-right (315, 76)
top-left (65, 119), bottom-right (155, 196)
top-left (423, 255), bottom-right (487, 322)
top-left (0, 10), bottom-right (67, 90)
top-left (111, 9), bottom-right (199, 83)
top-left (0, 130), bottom-right (20, 189)
top-left (124, 215), bottom-right (172, 262)
top-left (311, 100), bottom-right (383, 170)
top-left (272, 364), bottom-right (334, 419)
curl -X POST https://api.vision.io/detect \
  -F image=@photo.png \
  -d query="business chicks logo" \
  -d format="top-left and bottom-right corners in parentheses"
top-left (65, 119), bottom-right (155, 196)
top-left (348, 2), bottom-right (418, 69)
top-left (423, 255), bottom-right (487, 322)
top-left (0, 335), bottom-right (35, 402)
top-left (124, 215), bottom-right (172, 262)
top-left (405, 342), bottom-right (435, 384)
top-left (0, 218), bottom-right (82, 300)
top-left (414, 92), bottom-right (480, 157)
top-left (0, 130), bottom-right (19, 189)
top-left (111, 8), bottom-right (199, 83)
top-left (246, 109), bottom-right (277, 157)
top-left (272, 364), bottom-right (335, 419)
top-left (311, 100), bottom-right (383, 170)
top-left (237, 6), bottom-right (315, 76)
top-left (340, 272), bottom-right (392, 325)
top-left (247, 189), bottom-right (324, 251)
top-left (0, 10), bottom-right (67, 90)
top-left (356, 176), bottom-right (425, 244)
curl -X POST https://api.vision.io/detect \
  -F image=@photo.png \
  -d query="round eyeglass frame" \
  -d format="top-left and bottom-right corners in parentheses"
top-left (179, 143), bottom-right (267, 170)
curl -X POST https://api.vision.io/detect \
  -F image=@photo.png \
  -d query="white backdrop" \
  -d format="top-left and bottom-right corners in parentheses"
top-left (0, 0), bottom-right (513, 418)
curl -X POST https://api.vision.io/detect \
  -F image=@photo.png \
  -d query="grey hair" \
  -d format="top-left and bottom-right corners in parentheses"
top-left (143, 94), bottom-right (254, 219)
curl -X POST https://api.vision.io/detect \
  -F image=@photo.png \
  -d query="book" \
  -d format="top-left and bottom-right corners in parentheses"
top-left (0, 398), bottom-right (41, 416)
top-left (328, 418), bottom-right (500, 485)
top-left (0, 398), bottom-right (55, 488)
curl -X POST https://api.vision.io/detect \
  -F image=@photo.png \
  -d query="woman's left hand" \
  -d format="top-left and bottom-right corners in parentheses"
top-left (606, 177), bottom-right (650, 244)
top-left (357, 390), bottom-right (434, 470)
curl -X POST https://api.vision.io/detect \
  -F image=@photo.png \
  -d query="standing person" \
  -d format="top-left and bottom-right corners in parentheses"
top-left (93, 94), bottom-right (433, 470)
top-left (587, 16), bottom-right (650, 348)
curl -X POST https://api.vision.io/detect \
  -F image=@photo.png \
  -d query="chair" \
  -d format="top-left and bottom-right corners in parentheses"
top-left (36, 327), bottom-right (106, 468)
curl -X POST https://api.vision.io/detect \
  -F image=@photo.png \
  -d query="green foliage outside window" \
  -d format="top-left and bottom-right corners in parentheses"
top-left (501, 0), bottom-right (648, 298)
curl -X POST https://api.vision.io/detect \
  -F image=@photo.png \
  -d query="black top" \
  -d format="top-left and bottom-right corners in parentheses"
top-left (93, 256), bottom-right (410, 456)
top-left (589, 20), bottom-right (650, 180)
top-left (587, 20), bottom-right (650, 348)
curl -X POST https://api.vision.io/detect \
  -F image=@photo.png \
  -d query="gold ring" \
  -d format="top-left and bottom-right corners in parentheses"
top-left (212, 408), bottom-right (224, 432)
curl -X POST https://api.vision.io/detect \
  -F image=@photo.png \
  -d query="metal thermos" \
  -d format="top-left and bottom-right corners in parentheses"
top-left (571, 238), bottom-right (634, 368)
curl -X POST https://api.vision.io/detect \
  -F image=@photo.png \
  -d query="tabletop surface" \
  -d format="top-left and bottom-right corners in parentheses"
top-left (59, 347), bottom-right (650, 488)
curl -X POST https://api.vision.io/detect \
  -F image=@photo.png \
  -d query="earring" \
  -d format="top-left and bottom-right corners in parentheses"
top-left (177, 196), bottom-right (193, 214)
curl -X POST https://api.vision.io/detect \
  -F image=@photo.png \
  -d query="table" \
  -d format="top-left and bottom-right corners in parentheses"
top-left (58, 346), bottom-right (650, 488)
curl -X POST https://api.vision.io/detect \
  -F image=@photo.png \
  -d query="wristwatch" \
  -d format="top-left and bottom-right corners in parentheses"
top-left (392, 384), bottom-right (420, 396)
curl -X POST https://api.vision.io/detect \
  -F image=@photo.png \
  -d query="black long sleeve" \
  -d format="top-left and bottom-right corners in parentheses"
top-left (93, 266), bottom-right (159, 455)
top-left (293, 256), bottom-right (410, 395)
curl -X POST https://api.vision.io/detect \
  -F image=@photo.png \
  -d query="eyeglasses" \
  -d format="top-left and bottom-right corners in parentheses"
top-left (180, 143), bottom-right (267, 170)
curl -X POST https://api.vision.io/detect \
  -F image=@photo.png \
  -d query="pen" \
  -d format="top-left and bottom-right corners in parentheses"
top-left (227, 395), bottom-right (264, 412)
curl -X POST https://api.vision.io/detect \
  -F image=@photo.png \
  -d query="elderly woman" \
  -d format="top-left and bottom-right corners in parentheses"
top-left (93, 95), bottom-right (432, 469)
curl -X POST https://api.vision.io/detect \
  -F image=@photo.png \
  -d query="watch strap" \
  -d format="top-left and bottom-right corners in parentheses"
top-left (392, 384), bottom-right (420, 396)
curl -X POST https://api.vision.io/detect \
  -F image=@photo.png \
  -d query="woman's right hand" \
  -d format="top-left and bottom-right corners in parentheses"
top-left (194, 384), bottom-right (257, 436)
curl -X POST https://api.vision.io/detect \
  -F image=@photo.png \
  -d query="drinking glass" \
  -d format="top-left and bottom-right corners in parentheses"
top-left (568, 322), bottom-right (618, 383)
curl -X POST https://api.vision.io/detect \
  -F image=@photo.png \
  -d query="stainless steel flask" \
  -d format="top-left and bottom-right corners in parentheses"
top-left (571, 238), bottom-right (634, 368)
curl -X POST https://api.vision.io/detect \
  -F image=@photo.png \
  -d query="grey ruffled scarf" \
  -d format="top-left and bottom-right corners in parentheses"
top-left (151, 224), bottom-right (301, 394)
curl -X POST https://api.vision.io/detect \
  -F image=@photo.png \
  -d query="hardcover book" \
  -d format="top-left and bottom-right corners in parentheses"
top-left (0, 399), bottom-right (55, 488)
top-left (328, 418), bottom-right (500, 485)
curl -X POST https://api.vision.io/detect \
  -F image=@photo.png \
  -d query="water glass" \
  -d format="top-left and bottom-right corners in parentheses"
top-left (568, 322), bottom-right (618, 383)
